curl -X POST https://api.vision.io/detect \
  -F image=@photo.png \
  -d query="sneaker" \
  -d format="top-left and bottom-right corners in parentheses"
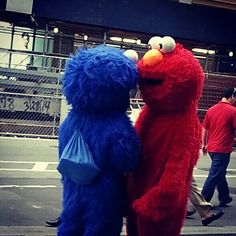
top-left (219, 196), bottom-right (232, 207)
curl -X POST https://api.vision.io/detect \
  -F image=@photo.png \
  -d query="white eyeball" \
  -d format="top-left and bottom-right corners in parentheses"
top-left (123, 49), bottom-right (139, 62)
top-left (159, 36), bottom-right (176, 53)
top-left (148, 36), bottom-right (162, 50)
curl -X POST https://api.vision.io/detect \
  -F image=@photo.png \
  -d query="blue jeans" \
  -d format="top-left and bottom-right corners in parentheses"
top-left (201, 152), bottom-right (230, 202)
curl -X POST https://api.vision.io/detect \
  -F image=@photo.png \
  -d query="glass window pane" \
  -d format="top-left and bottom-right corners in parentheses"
top-left (0, 21), bottom-right (12, 49)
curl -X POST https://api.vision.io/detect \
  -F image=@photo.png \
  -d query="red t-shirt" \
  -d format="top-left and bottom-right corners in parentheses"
top-left (202, 101), bottom-right (236, 153)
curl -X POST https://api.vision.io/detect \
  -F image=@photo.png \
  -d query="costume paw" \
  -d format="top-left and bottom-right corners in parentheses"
top-left (132, 197), bottom-right (160, 221)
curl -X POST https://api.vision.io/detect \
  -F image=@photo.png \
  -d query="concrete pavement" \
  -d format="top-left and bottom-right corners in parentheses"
top-left (0, 225), bottom-right (236, 236)
top-left (0, 137), bottom-right (235, 236)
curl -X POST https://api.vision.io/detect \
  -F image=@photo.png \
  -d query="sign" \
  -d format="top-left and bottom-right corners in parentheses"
top-left (0, 95), bottom-right (60, 115)
top-left (6, 0), bottom-right (33, 14)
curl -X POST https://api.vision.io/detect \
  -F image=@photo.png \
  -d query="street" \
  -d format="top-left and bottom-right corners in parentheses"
top-left (0, 137), bottom-right (236, 235)
top-left (0, 137), bottom-right (60, 235)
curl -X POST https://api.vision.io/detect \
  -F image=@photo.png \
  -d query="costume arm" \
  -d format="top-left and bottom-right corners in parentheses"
top-left (109, 127), bottom-right (141, 173)
top-left (132, 136), bottom-right (196, 222)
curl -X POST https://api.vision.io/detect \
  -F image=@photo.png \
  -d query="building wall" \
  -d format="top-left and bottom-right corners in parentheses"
top-left (32, 0), bottom-right (236, 47)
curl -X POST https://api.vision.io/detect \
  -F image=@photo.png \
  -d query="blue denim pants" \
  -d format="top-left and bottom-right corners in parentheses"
top-left (201, 152), bottom-right (230, 202)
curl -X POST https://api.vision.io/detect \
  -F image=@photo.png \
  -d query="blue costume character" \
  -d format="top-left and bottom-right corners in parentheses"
top-left (58, 46), bottom-right (140, 236)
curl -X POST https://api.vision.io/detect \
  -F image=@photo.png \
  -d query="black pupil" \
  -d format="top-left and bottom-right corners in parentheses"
top-left (159, 43), bottom-right (163, 49)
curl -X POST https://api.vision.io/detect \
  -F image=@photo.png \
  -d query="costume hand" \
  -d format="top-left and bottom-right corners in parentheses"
top-left (132, 197), bottom-right (157, 221)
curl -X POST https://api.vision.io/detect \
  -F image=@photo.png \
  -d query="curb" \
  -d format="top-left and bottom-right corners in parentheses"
top-left (0, 226), bottom-right (236, 236)
top-left (182, 226), bottom-right (236, 236)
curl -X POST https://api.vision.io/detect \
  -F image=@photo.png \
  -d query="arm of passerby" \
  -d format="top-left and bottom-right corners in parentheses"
top-left (201, 127), bottom-right (208, 155)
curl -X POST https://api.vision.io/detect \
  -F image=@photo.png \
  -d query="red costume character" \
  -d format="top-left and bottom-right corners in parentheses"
top-left (127, 36), bottom-right (205, 236)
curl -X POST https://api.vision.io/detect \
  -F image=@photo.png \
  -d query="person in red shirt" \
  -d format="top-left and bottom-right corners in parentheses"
top-left (201, 87), bottom-right (236, 206)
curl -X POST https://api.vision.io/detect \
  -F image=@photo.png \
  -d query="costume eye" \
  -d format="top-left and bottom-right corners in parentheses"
top-left (148, 36), bottom-right (162, 50)
top-left (123, 49), bottom-right (138, 62)
top-left (159, 36), bottom-right (176, 53)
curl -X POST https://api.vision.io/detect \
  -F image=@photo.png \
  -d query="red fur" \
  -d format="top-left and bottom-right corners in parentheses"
top-left (127, 43), bottom-right (204, 236)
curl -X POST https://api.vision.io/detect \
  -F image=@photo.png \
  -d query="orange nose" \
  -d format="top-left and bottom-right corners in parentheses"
top-left (142, 49), bottom-right (163, 67)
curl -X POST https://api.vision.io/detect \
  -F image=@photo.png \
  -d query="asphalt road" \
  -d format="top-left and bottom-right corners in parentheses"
top-left (0, 137), bottom-right (236, 235)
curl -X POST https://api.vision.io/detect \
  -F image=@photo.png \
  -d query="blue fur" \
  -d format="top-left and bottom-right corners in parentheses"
top-left (63, 46), bottom-right (137, 114)
top-left (58, 46), bottom-right (140, 236)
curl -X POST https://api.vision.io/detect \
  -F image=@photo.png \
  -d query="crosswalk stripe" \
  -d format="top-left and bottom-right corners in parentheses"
top-left (32, 162), bottom-right (48, 171)
top-left (194, 174), bottom-right (236, 178)
top-left (0, 185), bottom-right (57, 188)
top-left (0, 160), bottom-right (58, 164)
top-left (0, 168), bottom-right (57, 172)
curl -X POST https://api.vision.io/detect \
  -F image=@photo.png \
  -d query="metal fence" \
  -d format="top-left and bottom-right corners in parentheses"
top-left (0, 49), bottom-right (66, 138)
top-left (0, 49), bottom-right (236, 139)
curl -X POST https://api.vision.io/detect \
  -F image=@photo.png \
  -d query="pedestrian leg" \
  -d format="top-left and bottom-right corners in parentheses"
top-left (201, 153), bottom-right (227, 202)
top-left (216, 153), bottom-right (230, 202)
top-left (190, 177), bottom-right (214, 218)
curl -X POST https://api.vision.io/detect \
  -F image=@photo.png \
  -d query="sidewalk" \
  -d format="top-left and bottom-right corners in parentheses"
top-left (182, 226), bottom-right (236, 236)
top-left (1, 225), bottom-right (236, 236)
top-left (0, 139), bottom-right (235, 236)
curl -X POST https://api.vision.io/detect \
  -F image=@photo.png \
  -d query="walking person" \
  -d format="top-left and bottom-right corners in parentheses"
top-left (201, 87), bottom-right (236, 206)
top-left (188, 177), bottom-right (224, 226)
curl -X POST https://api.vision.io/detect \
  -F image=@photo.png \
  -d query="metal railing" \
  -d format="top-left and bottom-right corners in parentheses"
top-left (0, 49), bottom-right (236, 139)
top-left (0, 49), bottom-right (65, 138)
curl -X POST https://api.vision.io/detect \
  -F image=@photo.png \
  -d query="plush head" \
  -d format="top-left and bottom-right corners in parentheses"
top-left (138, 36), bottom-right (204, 112)
top-left (63, 46), bottom-right (138, 113)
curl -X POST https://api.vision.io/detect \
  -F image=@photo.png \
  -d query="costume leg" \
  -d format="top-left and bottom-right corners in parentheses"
top-left (136, 215), bottom-right (161, 236)
top-left (136, 212), bottom-right (184, 236)
top-left (127, 210), bottom-right (138, 236)
top-left (58, 204), bottom-right (83, 236)
top-left (83, 213), bottom-right (123, 236)
top-left (134, 194), bottom-right (188, 236)
top-left (58, 181), bottom-right (83, 236)
top-left (82, 191), bottom-right (123, 236)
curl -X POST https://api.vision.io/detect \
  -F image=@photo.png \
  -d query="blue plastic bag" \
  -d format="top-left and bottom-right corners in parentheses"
top-left (57, 130), bottom-right (101, 185)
